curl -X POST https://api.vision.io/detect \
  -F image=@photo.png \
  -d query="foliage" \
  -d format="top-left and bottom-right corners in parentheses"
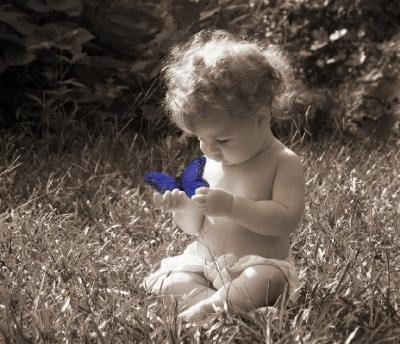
top-left (0, 0), bottom-right (160, 134)
top-left (0, 0), bottom-right (399, 140)
top-left (0, 132), bottom-right (399, 342)
top-left (194, 0), bottom-right (400, 139)
top-left (258, 0), bottom-right (400, 140)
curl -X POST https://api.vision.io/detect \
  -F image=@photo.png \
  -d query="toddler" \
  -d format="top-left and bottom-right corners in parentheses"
top-left (143, 30), bottom-right (305, 321)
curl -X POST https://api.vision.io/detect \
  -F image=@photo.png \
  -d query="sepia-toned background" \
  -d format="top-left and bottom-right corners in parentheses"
top-left (0, 1), bottom-right (399, 343)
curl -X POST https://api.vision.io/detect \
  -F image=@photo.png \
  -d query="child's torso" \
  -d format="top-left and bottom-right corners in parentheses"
top-left (199, 140), bottom-right (290, 260)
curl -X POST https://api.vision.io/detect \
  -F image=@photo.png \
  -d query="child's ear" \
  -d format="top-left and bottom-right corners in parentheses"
top-left (256, 106), bottom-right (270, 126)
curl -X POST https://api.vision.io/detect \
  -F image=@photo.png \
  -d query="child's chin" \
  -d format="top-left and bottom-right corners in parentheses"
top-left (221, 159), bottom-right (236, 166)
top-left (208, 155), bottom-right (223, 162)
top-left (223, 156), bottom-right (253, 166)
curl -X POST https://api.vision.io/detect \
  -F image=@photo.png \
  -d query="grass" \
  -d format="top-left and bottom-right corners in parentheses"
top-left (0, 129), bottom-right (399, 343)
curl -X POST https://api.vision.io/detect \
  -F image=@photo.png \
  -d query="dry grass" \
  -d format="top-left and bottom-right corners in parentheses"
top-left (0, 131), bottom-right (399, 343)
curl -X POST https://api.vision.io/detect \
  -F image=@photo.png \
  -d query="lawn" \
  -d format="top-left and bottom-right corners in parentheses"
top-left (0, 131), bottom-right (399, 343)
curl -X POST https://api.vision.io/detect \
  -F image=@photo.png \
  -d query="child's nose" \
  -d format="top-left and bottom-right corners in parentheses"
top-left (200, 140), bottom-right (218, 154)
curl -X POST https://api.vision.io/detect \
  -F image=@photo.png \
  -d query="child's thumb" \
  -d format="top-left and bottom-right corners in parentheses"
top-left (194, 187), bottom-right (209, 195)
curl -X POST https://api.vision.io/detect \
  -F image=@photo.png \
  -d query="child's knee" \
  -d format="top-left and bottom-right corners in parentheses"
top-left (151, 272), bottom-right (208, 295)
top-left (242, 265), bottom-right (287, 304)
top-left (222, 265), bottom-right (286, 308)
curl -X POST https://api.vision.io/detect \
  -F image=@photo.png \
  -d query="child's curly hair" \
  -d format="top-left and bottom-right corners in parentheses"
top-left (162, 30), bottom-right (295, 132)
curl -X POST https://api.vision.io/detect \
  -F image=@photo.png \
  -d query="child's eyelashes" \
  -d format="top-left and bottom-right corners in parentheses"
top-left (197, 137), bottom-right (230, 144)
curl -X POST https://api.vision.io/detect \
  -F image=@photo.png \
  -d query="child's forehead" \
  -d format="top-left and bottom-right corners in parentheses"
top-left (192, 124), bottom-right (231, 138)
top-left (190, 116), bottom-right (248, 138)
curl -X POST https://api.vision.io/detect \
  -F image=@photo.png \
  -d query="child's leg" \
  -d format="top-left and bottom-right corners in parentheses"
top-left (179, 265), bottom-right (286, 320)
top-left (223, 265), bottom-right (287, 309)
top-left (152, 271), bottom-right (216, 309)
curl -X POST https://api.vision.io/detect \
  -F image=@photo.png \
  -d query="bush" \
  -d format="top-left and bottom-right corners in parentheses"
top-left (0, 0), bottom-right (399, 141)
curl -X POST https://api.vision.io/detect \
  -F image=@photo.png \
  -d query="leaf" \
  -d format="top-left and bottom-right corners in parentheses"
top-left (94, 82), bottom-right (128, 101)
top-left (172, 0), bottom-right (201, 28)
top-left (344, 327), bottom-right (359, 344)
top-left (63, 28), bottom-right (94, 55)
top-left (46, 0), bottom-right (82, 16)
top-left (71, 52), bottom-right (86, 63)
top-left (130, 60), bottom-right (150, 73)
top-left (0, 5), bottom-right (40, 35)
top-left (129, 59), bottom-right (160, 80)
top-left (325, 51), bottom-right (346, 65)
top-left (26, 22), bottom-right (70, 46)
top-left (329, 28), bottom-right (347, 42)
top-left (153, 13), bottom-right (177, 49)
top-left (364, 69), bottom-right (383, 82)
top-left (64, 28), bottom-right (94, 43)
top-left (61, 296), bottom-right (70, 313)
top-left (0, 30), bottom-right (25, 45)
top-left (26, 0), bottom-right (50, 13)
top-left (199, 7), bottom-right (220, 21)
top-left (58, 79), bottom-right (86, 88)
top-left (107, 13), bottom-right (158, 34)
top-left (80, 55), bottom-right (129, 70)
top-left (71, 90), bottom-right (108, 105)
top-left (85, 7), bottom-right (161, 57)
top-left (2, 41), bottom-right (36, 66)
top-left (25, 93), bottom-right (44, 106)
top-left (26, 22), bottom-right (90, 56)
top-left (310, 28), bottom-right (329, 51)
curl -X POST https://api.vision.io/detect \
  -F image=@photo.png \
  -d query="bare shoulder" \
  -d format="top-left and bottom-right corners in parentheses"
top-left (270, 140), bottom-right (303, 170)
top-left (275, 146), bottom-right (304, 192)
top-left (278, 146), bottom-right (303, 170)
top-left (271, 141), bottom-right (305, 223)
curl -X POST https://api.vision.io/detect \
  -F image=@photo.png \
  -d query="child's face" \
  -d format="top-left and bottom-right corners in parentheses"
top-left (191, 111), bottom-right (270, 166)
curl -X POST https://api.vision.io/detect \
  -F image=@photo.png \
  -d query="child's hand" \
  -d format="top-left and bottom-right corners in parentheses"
top-left (191, 187), bottom-right (233, 217)
top-left (153, 189), bottom-right (189, 212)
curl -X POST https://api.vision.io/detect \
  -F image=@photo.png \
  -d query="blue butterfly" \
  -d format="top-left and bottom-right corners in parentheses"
top-left (144, 156), bottom-right (209, 198)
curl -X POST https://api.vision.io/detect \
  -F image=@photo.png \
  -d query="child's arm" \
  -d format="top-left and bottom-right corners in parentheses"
top-left (192, 154), bottom-right (305, 236)
top-left (154, 189), bottom-right (205, 235)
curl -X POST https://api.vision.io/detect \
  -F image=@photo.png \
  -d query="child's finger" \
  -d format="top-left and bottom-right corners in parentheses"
top-left (153, 192), bottom-right (163, 209)
top-left (192, 198), bottom-right (208, 212)
top-left (191, 196), bottom-right (208, 213)
top-left (191, 194), bottom-right (207, 204)
top-left (162, 190), bottom-right (172, 209)
top-left (178, 190), bottom-right (186, 198)
top-left (171, 189), bottom-right (180, 208)
top-left (195, 187), bottom-right (210, 195)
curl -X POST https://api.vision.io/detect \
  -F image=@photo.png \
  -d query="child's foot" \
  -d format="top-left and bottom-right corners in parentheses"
top-left (249, 306), bottom-right (278, 318)
top-left (178, 301), bottom-right (207, 322)
top-left (178, 299), bottom-right (223, 325)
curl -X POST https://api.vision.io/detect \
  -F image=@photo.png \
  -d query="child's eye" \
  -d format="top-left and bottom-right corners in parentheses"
top-left (216, 139), bottom-right (229, 144)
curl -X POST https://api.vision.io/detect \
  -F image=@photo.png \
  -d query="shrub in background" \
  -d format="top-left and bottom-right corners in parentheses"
top-left (0, 0), bottom-right (399, 142)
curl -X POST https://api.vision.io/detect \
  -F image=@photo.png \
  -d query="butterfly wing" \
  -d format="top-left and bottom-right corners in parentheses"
top-left (144, 171), bottom-right (180, 194)
top-left (180, 156), bottom-right (209, 198)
